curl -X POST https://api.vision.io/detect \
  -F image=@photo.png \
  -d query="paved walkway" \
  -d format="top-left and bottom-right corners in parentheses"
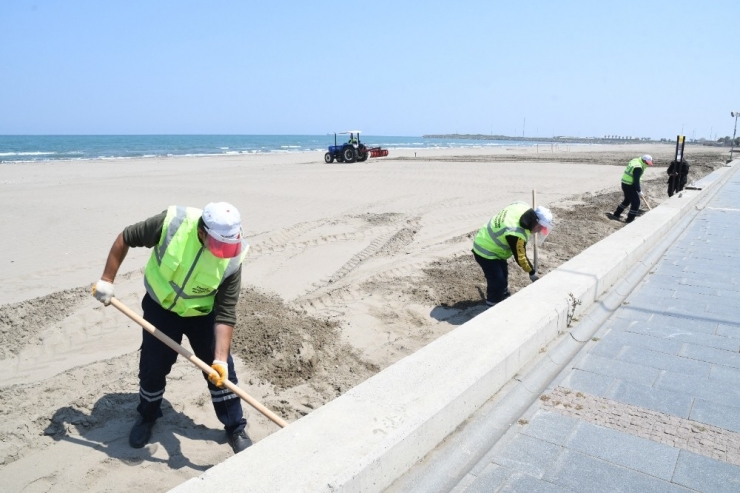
top-left (454, 171), bottom-right (740, 492)
top-left (421, 167), bottom-right (740, 493)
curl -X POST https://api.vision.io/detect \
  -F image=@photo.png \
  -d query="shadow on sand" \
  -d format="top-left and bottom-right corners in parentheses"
top-left (44, 392), bottom-right (225, 471)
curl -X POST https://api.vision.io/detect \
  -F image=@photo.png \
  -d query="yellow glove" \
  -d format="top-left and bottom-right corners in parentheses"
top-left (208, 360), bottom-right (228, 388)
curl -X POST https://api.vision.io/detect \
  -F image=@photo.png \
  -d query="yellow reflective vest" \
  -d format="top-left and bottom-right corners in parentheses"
top-left (621, 158), bottom-right (645, 186)
top-left (473, 202), bottom-right (531, 260)
top-left (144, 206), bottom-right (247, 317)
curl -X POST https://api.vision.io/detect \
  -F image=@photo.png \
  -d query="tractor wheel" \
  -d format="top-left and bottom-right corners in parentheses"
top-left (358, 151), bottom-right (368, 162)
top-left (343, 147), bottom-right (356, 163)
top-left (324, 152), bottom-right (333, 163)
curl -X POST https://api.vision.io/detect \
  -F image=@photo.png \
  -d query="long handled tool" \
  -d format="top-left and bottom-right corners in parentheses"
top-left (641, 192), bottom-right (653, 211)
top-left (108, 296), bottom-right (288, 429)
top-left (532, 189), bottom-right (538, 273)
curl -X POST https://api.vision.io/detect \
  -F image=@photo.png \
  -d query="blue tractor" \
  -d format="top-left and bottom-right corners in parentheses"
top-left (324, 131), bottom-right (369, 163)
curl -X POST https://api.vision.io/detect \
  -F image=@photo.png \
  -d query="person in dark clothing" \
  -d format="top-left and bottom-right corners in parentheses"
top-left (667, 158), bottom-right (690, 197)
top-left (611, 155), bottom-right (653, 223)
top-left (93, 202), bottom-right (253, 454)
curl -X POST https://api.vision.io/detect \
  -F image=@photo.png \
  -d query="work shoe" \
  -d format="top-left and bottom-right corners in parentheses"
top-left (129, 416), bottom-right (156, 448)
top-left (605, 213), bottom-right (622, 222)
top-left (227, 429), bottom-right (253, 454)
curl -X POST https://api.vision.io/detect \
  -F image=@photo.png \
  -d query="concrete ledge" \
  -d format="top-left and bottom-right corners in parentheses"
top-left (172, 163), bottom-right (737, 493)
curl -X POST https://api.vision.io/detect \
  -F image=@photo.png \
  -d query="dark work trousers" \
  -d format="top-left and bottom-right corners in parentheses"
top-left (614, 182), bottom-right (641, 223)
top-left (138, 293), bottom-right (246, 434)
top-left (473, 251), bottom-right (511, 303)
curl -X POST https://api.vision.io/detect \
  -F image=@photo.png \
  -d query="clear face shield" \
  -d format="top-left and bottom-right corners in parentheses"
top-left (203, 227), bottom-right (244, 259)
top-left (534, 224), bottom-right (552, 247)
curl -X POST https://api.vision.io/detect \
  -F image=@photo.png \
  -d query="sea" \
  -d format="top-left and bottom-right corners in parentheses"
top-left (0, 135), bottom-right (545, 163)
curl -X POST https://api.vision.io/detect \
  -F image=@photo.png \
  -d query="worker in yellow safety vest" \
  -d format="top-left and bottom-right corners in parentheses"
top-left (472, 202), bottom-right (553, 307)
top-left (610, 154), bottom-right (654, 223)
top-left (93, 202), bottom-right (252, 454)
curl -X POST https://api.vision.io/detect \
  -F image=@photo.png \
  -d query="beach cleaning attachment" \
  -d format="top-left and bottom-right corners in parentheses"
top-left (99, 293), bottom-right (288, 429)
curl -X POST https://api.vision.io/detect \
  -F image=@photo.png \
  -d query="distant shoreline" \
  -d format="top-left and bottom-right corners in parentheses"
top-left (422, 133), bottom-right (722, 146)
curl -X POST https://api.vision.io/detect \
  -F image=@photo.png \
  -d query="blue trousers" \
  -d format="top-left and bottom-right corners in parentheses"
top-left (137, 294), bottom-right (246, 434)
top-left (473, 251), bottom-right (511, 303)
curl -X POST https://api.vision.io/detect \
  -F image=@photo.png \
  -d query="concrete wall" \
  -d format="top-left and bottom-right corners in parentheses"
top-left (172, 163), bottom-right (737, 493)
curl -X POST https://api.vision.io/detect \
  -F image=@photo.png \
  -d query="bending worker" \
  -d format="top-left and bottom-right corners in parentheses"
top-left (472, 201), bottom-right (553, 307)
top-left (92, 202), bottom-right (252, 454)
top-left (611, 154), bottom-right (654, 223)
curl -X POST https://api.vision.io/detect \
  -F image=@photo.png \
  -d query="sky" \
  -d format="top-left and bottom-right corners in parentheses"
top-left (1, 1), bottom-right (738, 140)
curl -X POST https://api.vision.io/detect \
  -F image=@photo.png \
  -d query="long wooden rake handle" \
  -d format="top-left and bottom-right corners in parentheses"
top-left (109, 297), bottom-right (288, 428)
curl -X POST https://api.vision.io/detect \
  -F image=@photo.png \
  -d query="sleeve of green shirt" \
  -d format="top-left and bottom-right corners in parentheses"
top-left (121, 210), bottom-right (241, 326)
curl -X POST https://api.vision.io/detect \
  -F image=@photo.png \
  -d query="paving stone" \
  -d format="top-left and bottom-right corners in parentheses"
top-left (463, 463), bottom-right (511, 493)
top-left (649, 313), bottom-right (719, 335)
top-left (518, 410), bottom-right (578, 446)
top-left (543, 449), bottom-right (691, 493)
top-left (614, 306), bottom-right (655, 322)
top-left (586, 340), bottom-right (625, 359)
top-left (690, 399), bottom-right (740, 433)
top-left (679, 343), bottom-right (740, 369)
top-left (498, 472), bottom-right (574, 493)
top-left (617, 345), bottom-right (711, 377)
top-left (559, 369), bottom-right (614, 396)
top-left (672, 450), bottom-right (740, 493)
top-left (599, 331), bottom-right (684, 355)
top-left (655, 371), bottom-right (740, 408)
top-left (575, 353), bottom-right (660, 387)
top-left (491, 434), bottom-right (563, 479)
top-left (625, 325), bottom-right (738, 352)
top-left (605, 380), bottom-right (693, 418)
top-left (565, 421), bottom-right (680, 480)
top-left (716, 323), bottom-right (740, 340)
top-left (709, 364), bottom-right (740, 385)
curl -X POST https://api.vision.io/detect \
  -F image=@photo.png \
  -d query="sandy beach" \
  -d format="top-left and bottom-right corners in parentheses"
top-left (0, 144), bottom-right (728, 492)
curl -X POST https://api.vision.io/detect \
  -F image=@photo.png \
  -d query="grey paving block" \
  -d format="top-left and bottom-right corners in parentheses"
top-left (626, 325), bottom-right (740, 352)
top-left (617, 346), bottom-right (711, 377)
top-left (717, 323), bottom-right (740, 340)
top-left (672, 450), bottom-right (740, 493)
top-left (614, 306), bottom-right (656, 322)
top-left (600, 330), bottom-right (684, 355)
top-left (655, 371), bottom-right (740, 408)
top-left (663, 302), bottom-right (709, 317)
top-left (560, 369), bottom-right (614, 397)
top-left (463, 463), bottom-right (511, 493)
top-left (650, 313), bottom-right (718, 335)
top-left (679, 343), bottom-right (740, 369)
top-left (703, 304), bottom-right (740, 325)
top-left (586, 340), bottom-right (625, 359)
top-left (709, 364), bottom-right (740, 385)
top-left (491, 434), bottom-right (563, 479)
top-left (575, 353), bottom-right (660, 387)
top-left (519, 411), bottom-right (578, 446)
top-left (565, 421), bottom-right (680, 480)
top-left (543, 449), bottom-right (692, 493)
top-left (605, 380), bottom-right (694, 418)
top-left (623, 294), bottom-right (671, 310)
top-left (689, 398), bottom-right (740, 433)
top-left (498, 472), bottom-right (574, 493)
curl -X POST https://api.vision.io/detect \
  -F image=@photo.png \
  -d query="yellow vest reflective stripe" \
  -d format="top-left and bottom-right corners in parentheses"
top-left (144, 206), bottom-right (247, 317)
top-left (621, 158), bottom-right (645, 185)
top-left (472, 202), bottom-right (531, 260)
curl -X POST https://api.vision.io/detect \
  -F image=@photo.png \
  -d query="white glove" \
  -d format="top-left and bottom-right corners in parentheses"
top-left (638, 191), bottom-right (644, 197)
top-left (93, 280), bottom-right (114, 305)
top-left (208, 360), bottom-right (228, 388)
top-left (529, 272), bottom-right (539, 282)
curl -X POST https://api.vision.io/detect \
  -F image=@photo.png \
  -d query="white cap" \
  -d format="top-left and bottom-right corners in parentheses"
top-left (534, 206), bottom-right (553, 229)
top-left (641, 154), bottom-right (654, 165)
top-left (202, 202), bottom-right (242, 241)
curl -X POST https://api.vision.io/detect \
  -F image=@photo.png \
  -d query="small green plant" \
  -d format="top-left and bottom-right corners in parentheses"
top-left (566, 293), bottom-right (582, 327)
